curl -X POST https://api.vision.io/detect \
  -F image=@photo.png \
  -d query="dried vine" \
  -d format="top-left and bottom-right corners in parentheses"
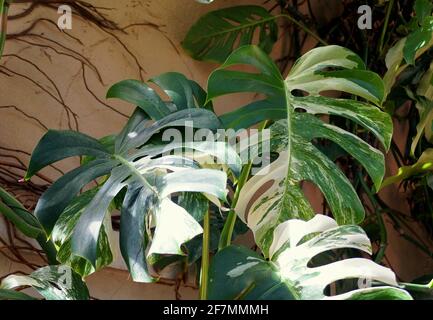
top-left (0, 0), bottom-right (196, 298)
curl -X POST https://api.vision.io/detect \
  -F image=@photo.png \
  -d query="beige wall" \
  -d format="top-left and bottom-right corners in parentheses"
top-left (1, 0), bottom-right (433, 300)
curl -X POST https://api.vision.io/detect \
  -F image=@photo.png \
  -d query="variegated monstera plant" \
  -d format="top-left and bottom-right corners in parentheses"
top-left (204, 45), bottom-right (413, 300)
top-left (1, 44), bottom-right (425, 300)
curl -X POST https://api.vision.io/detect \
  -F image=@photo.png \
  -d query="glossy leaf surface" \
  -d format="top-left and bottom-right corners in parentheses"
top-left (208, 45), bottom-right (391, 255)
top-left (209, 215), bottom-right (412, 300)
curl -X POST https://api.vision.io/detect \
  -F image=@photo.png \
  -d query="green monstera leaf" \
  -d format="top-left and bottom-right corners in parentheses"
top-left (415, 0), bottom-right (433, 25)
top-left (0, 266), bottom-right (89, 300)
top-left (107, 72), bottom-right (213, 121)
top-left (26, 74), bottom-right (240, 283)
top-left (182, 6), bottom-right (278, 63)
top-left (207, 45), bottom-right (392, 256)
top-left (208, 215), bottom-right (412, 300)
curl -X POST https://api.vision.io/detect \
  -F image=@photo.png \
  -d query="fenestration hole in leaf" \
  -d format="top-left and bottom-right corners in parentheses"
top-left (290, 89), bottom-right (309, 97)
top-left (307, 248), bottom-right (366, 268)
top-left (317, 90), bottom-right (342, 98)
top-left (317, 66), bottom-right (347, 73)
top-left (48, 281), bottom-right (63, 292)
top-left (324, 278), bottom-right (364, 297)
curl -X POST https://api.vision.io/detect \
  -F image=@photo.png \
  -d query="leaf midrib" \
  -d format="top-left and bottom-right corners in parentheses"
top-left (190, 16), bottom-right (277, 42)
top-left (113, 155), bottom-right (159, 196)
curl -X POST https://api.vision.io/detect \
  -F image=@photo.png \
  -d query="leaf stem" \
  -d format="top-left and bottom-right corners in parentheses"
top-left (199, 207), bottom-right (210, 300)
top-left (0, 201), bottom-right (39, 237)
top-left (0, 187), bottom-right (58, 265)
top-left (218, 121), bottom-right (268, 251)
top-left (278, 13), bottom-right (328, 46)
top-left (218, 162), bottom-right (252, 251)
top-left (379, 0), bottom-right (395, 55)
top-left (399, 280), bottom-right (433, 292)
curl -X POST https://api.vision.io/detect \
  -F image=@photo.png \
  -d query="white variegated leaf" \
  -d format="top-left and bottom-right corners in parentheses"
top-left (27, 104), bottom-right (238, 283)
top-left (148, 198), bottom-right (203, 260)
top-left (208, 216), bottom-right (413, 300)
top-left (209, 45), bottom-right (392, 256)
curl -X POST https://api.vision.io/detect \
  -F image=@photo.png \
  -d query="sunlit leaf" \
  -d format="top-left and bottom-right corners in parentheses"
top-left (208, 45), bottom-right (391, 256)
top-left (209, 215), bottom-right (412, 300)
top-left (27, 83), bottom-right (239, 282)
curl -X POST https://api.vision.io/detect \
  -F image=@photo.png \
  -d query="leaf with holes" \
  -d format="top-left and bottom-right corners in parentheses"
top-left (207, 45), bottom-right (392, 256)
top-left (26, 90), bottom-right (239, 282)
top-left (182, 6), bottom-right (278, 63)
top-left (208, 215), bottom-right (412, 300)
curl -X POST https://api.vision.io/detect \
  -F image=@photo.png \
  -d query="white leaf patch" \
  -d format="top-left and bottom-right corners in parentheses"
top-left (268, 215), bottom-right (411, 300)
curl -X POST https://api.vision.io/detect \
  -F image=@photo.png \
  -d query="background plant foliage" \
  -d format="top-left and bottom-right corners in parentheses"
top-left (207, 44), bottom-right (391, 256)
